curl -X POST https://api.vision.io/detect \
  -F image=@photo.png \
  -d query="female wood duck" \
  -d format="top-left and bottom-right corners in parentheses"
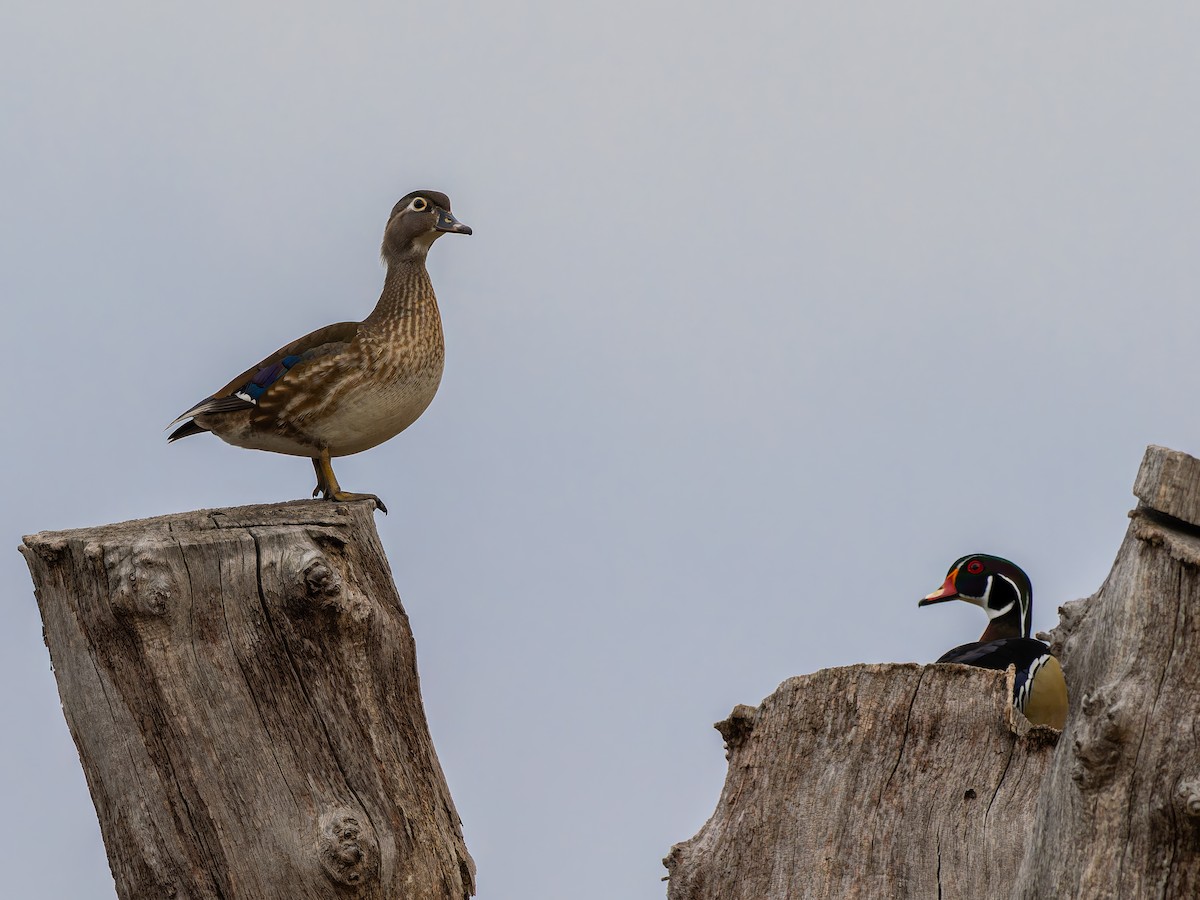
top-left (919, 554), bottom-right (1067, 729)
top-left (168, 190), bottom-right (471, 513)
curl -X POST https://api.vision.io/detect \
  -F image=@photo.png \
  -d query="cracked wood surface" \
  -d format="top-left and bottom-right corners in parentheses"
top-left (663, 664), bottom-right (1059, 900)
top-left (21, 500), bottom-right (474, 900)
top-left (1013, 447), bottom-right (1200, 898)
top-left (666, 445), bottom-right (1200, 899)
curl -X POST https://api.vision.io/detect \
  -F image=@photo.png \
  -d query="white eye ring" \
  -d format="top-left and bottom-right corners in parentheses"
top-left (410, 197), bottom-right (429, 211)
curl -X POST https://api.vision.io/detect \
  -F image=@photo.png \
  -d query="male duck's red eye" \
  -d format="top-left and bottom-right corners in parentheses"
top-left (967, 560), bottom-right (985, 575)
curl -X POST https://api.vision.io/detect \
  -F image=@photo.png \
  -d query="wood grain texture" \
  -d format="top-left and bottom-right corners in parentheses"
top-left (1132, 444), bottom-right (1200, 528)
top-left (664, 663), bottom-right (1059, 900)
top-left (1013, 507), bottom-right (1200, 897)
top-left (21, 500), bottom-right (474, 900)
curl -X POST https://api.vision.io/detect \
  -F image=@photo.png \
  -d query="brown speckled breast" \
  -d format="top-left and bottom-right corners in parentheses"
top-left (203, 262), bottom-right (446, 458)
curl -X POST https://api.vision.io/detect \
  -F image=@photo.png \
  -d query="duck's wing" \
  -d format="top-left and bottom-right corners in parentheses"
top-left (935, 637), bottom-right (1054, 702)
top-left (936, 638), bottom-right (1064, 727)
top-left (168, 321), bottom-right (361, 439)
top-left (934, 637), bottom-right (1050, 670)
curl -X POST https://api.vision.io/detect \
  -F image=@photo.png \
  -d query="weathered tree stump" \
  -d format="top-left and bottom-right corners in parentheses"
top-left (666, 445), bottom-right (1200, 899)
top-left (663, 664), bottom-right (1059, 899)
top-left (1014, 446), bottom-right (1200, 899)
top-left (21, 500), bottom-right (474, 900)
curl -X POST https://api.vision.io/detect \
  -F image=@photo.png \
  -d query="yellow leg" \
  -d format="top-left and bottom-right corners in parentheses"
top-left (311, 450), bottom-right (387, 513)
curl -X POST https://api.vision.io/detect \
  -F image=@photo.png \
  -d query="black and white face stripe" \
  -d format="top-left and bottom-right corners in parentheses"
top-left (985, 573), bottom-right (1019, 619)
top-left (957, 573), bottom-right (1016, 619)
top-left (990, 571), bottom-right (1030, 636)
top-left (951, 555), bottom-right (1033, 638)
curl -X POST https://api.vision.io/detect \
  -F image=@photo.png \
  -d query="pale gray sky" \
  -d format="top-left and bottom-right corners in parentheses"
top-left (4, 3), bottom-right (1200, 898)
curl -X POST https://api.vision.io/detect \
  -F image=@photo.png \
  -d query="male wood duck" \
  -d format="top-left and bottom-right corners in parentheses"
top-left (168, 190), bottom-right (471, 513)
top-left (919, 554), bottom-right (1068, 729)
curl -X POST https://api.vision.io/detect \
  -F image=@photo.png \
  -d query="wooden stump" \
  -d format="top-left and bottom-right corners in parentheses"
top-left (1013, 446), bottom-right (1200, 899)
top-left (21, 500), bottom-right (474, 900)
top-left (666, 445), bottom-right (1200, 899)
top-left (663, 664), bottom-right (1059, 899)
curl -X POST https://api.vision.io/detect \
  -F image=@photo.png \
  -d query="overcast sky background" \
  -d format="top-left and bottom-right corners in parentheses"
top-left (4, 3), bottom-right (1200, 898)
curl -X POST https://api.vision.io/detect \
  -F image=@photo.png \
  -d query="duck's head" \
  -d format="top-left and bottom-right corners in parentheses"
top-left (381, 190), bottom-right (472, 262)
top-left (919, 553), bottom-right (1033, 640)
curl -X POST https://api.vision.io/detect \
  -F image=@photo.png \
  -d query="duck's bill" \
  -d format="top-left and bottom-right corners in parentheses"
top-left (435, 209), bottom-right (472, 234)
top-left (918, 571), bottom-right (960, 606)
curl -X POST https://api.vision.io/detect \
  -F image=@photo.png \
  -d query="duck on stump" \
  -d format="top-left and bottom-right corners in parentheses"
top-left (168, 190), bottom-right (471, 513)
top-left (919, 553), bottom-right (1068, 729)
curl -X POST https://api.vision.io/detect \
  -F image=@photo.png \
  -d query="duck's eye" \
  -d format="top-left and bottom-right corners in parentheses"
top-left (410, 197), bottom-right (429, 212)
top-left (966, 560), bottom-right (985, 575)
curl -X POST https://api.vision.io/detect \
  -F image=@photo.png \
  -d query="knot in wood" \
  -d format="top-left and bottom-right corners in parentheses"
top-left (715, 704), bottom-right (757, 757)
top-left (284, 546), bottom-right (375, 626)
top-left (284, 548), bottom-right (348, 615)
top-left (1070, 687), bottom-right (1129, 791)
top-left (1176, 778), bottom-right (1200, 818)
top-left (1044, 597), bottom-right (1090, 659)
top-left (317, 809), bottom-right (378, 888)
top-left (303, 558), bottom-right (342, 600)
top-left (109, 542), bottom-right (175, 619)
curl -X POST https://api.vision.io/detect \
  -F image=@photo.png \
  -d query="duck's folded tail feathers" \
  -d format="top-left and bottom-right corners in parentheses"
top-left (167, 395), bottom-right (256, 428)
top-left (167, 395), bottom-right (257, 442)
top-left (167, 420), bottom-right (210, 442)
